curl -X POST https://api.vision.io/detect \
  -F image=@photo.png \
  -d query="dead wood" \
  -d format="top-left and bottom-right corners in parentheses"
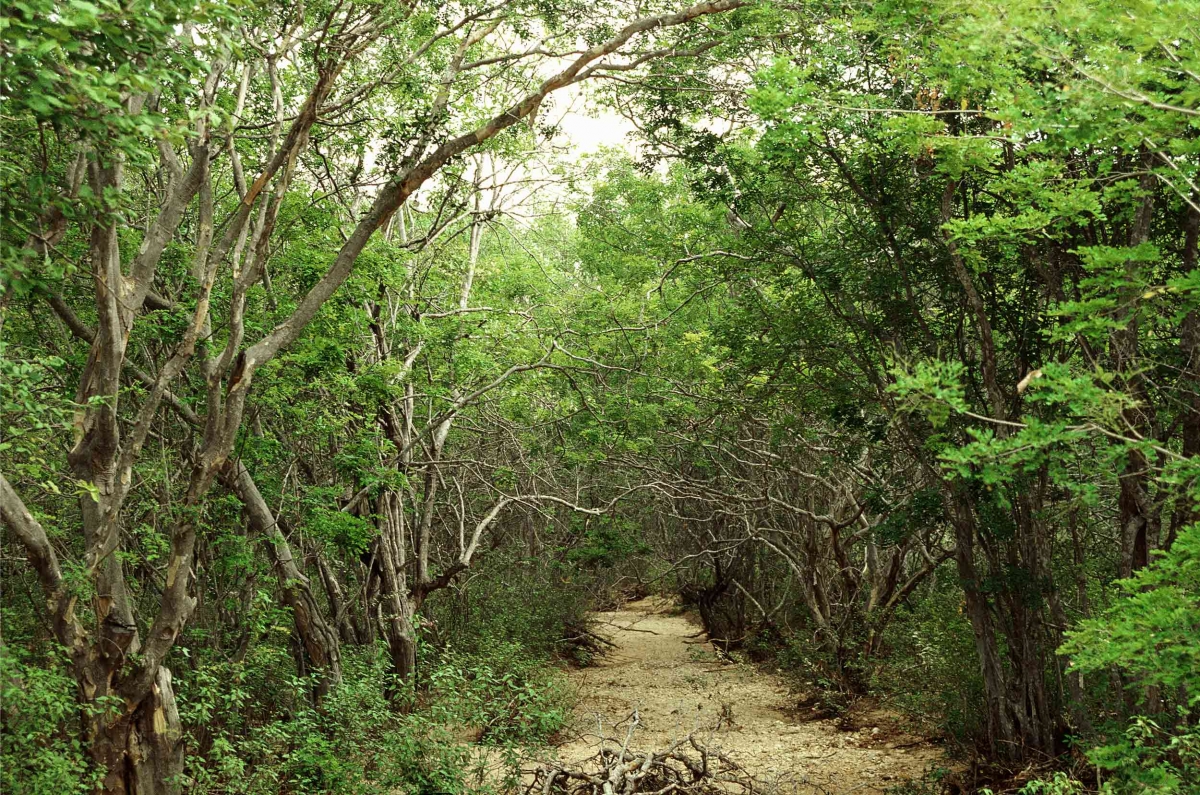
top-left (530, 733), bottom-right (757, 795)
top-left (560, 619), bottom-right (619, 664)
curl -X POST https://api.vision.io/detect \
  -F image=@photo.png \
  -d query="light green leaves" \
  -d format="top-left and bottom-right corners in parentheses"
top-left (889, 359), bottom-right (969, 429)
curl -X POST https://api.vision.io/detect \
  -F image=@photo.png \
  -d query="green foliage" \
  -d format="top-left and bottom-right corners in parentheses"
top-left (772, 633), bottom-right (866, 712)
top-left (180, 645), bottom-right (556, 795)
top-left (0, 343), bottom-right (74, 487)
top-left (2, 0), bottom-right (1199, 787)
top-left (373, 719), bottom-right (472, 795)
top-left (1056, 525), bottom-right (1200, 793)
top-left (890, 360), bottom-right (969, 429)
top-left (165, 554), bottom-right (582, 794)
top-left (1065, 526), bottom-right (1200, 697)
top-left (872, 581), bottom-right (988, 750)
top-left (1019, 773), bottom-right (1086, 795)
top-left (568, 518), bottom-right (650, 567)
top-left (427, 641), bottom-right (569, 745)
top-left (1084, 714), bottom-right (1199, 795)
top-left (0, 0), bottom-right (235, 292)
top-left (0, 0), bottom-right (226, 138)
top-left (300, 487), bottom-right (378, 556)
top-left (428, 553), bottom-right (592, 661)
top-left (745, 0), bottom-right (1200, 774)
top-left (0, 644), bottom-right (96, 795)
top-left (884, 768), bottom-right (961, 795)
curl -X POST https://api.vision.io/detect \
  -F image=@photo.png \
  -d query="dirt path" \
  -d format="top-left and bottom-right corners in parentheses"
top-left (555, 598), bottom-right (943, 794)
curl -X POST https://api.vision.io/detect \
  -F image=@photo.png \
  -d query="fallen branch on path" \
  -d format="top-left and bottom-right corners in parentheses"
top-left (599, 621), bottom-right (662, 635)
top-left (530, 733), bottom-right (757, 795)
top-left (560, 632), bottom-right (617, 651)
top-left (560, 619), bottom-right (618, 662)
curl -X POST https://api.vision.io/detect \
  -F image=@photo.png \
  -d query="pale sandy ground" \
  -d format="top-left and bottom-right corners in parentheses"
top-left (551, 598), bottom-right (946, 794)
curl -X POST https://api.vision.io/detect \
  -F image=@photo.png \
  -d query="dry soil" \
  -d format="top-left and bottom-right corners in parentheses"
top-left (553, 597), bottom-right (945, 794)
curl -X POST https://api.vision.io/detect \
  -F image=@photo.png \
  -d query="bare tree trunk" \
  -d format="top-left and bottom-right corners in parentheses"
top-left (1169, 204), bottom-right (1200, 549)
top-left (1114, 169), bottom-right (1160, 578)
top-left (84, 666), bottom-right (184, 795)
top-left (317, 555), bottom-right (358, 645)
top-left (949, 493), bottom-right (1021, 762)
top-left (374, 493), bottom-right (419, 703)
top-left (223, 461), bottom-right (342, 696)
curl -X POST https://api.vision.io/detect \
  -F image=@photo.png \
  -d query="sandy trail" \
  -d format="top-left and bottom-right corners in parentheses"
top-left (555, 598), bottom-right (943, 794)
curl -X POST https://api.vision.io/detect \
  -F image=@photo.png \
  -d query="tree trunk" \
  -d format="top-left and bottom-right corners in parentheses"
top-left (949, 493), bottom-right (1021, 762)
top-left (223, 461), bottom-right (342, 696)
top-left (317, 555), bottom-right (358, 645)
top-left (384, 609), bottom-right (419, 698)
top-left (1114, 169), bottom-right (1160, 578)
top-left (86, 666), bottom-right (184, 795)
top-left (1169, 205), bottom-right (1200, 548)
top-left (375, 492), bottom-right (420, 704)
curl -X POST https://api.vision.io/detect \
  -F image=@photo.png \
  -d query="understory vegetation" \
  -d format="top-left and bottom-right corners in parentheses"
top-left (2, 0), bottom-right (1198, 793)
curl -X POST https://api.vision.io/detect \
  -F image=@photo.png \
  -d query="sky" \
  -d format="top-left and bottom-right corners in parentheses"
top-left (550, 85), bottom-right (638, 155)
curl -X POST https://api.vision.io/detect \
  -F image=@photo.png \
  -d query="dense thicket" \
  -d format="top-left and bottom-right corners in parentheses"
top-left (2, 0), bottom-right (1198, 793)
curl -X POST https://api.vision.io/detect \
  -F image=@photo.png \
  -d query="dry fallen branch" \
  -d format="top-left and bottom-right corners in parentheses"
top-left (559, 619), bottom-right (619, 661)
top-left (530, 733), bottom-right (758, 795)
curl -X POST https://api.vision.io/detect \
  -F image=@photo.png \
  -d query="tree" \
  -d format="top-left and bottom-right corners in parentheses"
top-left (1, 0), bottom-right (750, 788)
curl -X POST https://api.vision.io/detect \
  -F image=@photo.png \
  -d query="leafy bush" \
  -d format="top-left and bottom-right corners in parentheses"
top-left (426, 552), bottom-right (592, 661)
top-left (426, 641), bottom-right (570, 745)
top-left (181, 649), bottom-right (482, 795)
top-left (372, 719), bottom-right (472, 795)
top-left (0, 644), bottom-right (95, 795)
top-left (567, 518), bottom-right (650, 568)
top-left (769, 632), bottom-right (866, 712)
top-left (176, 633), bottom-right (570, 795)
top-left (871, 578), bottom-right (987, 750)
top-left (1055, 524), bottom-right (1200, 794)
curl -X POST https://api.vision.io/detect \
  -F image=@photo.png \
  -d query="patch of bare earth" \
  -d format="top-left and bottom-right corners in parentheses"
top-left (552, 598), bottom-right (945, 794)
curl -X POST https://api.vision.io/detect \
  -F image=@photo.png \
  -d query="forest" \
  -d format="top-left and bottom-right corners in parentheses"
top-left (1, 0), bottom-right (1198, 793)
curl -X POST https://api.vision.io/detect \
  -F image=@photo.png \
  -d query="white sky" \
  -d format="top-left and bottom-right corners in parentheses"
top-left (551, 85), bottom-right (638, 155)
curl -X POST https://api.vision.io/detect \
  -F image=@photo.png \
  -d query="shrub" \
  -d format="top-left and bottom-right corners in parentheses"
top-left (1055, 523), bottom-right (1200, 794)
top-left (178, 637), bottom-right (569, 795)
top-left (426, 641), bottom-right (570, 745)
top-left (373, 718), bottom-right (472, 795)
top-left (871, 577), bottom-right (987, 750)
top-left (0, 644), bottom-right (95, 795)
top-left (426, 552), bottom-right (592, 661)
